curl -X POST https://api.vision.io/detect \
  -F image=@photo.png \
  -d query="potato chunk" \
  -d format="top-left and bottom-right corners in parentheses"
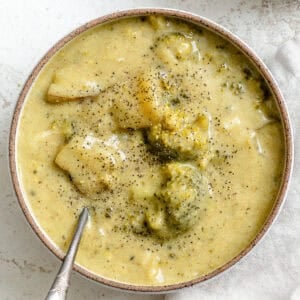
top-left (55, 134), bottom-right (125, 195)
top-left (112, 70), bottom-right (167, 129)
top-left (47, 65), bottom-right (103, 103)
top-left (111, 82), bottom-right (153, 129)
top-left (33, 130), bottom-right (65, 162)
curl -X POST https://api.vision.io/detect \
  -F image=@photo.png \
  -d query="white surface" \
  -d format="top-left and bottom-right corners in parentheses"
top-left (0, 1), bottom-right (299, 299)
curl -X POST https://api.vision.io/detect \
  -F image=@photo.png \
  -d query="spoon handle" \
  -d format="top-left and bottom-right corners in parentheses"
top-left (45, 207), bottom-right (89, 300)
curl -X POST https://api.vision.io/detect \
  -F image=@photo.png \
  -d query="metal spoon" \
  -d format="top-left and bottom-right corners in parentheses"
top-left (46, 207), bottom-right (89, 300)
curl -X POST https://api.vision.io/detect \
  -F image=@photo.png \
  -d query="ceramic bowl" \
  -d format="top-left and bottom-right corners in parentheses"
top-left (9, 8), bottom-right (293, 293)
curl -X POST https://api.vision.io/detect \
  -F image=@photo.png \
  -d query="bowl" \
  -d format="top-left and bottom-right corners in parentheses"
top-left (9, 8), bottom-right (293, 293)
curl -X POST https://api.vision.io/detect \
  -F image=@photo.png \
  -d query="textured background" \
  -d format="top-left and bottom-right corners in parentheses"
top-left (0, 1), bottom-right (299, 299)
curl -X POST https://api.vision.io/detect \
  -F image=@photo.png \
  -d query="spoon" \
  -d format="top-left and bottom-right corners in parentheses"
top-left (46, 207), bottom-right (89, 300)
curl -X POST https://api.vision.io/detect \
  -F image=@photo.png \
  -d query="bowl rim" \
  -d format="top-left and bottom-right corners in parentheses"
top-left (9, 8), bottom-right (293, 293)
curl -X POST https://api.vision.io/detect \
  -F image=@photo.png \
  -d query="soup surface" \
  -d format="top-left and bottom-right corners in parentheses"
top-left (17, 16), bottom-right (284, 285)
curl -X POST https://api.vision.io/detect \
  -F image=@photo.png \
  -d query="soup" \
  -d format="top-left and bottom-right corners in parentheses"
top-left (17, 16), bottom-right (284, 286)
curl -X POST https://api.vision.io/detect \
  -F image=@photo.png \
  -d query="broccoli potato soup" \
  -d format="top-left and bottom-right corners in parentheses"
top-left (17, 16), bottom-right (284, 285)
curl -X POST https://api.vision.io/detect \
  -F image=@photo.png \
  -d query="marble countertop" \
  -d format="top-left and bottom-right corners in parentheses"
top-left (0, 1), bottom-right (299, 299)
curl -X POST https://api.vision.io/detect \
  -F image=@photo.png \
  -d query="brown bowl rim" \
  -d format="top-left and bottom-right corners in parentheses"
top-left (9, 8), bottom-right (293, 293)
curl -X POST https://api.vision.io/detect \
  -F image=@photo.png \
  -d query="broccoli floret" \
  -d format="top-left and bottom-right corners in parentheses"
top-left (146, 110), bottom-right (209, 161)
top-left (129, 162), bottom-right (208, 240)
top-left (148, 15), bottom-right (169, 30)
top-left (157, 162), bottom-right (207, 231)
top-left (153, 32), bottom-right (199, 64)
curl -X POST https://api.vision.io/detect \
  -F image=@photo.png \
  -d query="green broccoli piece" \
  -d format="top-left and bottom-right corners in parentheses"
top-left (157, 162), bottom-right (207, 231)
top-left (153, 32), bottom-right (199, 64)
top-left (129, 162), bottom-right (208, 240)
top-left (145, 109), bottom-right (209, 161)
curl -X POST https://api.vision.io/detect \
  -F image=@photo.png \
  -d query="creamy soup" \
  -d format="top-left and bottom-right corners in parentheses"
top-left (17, 16), bottom-right (284, 286)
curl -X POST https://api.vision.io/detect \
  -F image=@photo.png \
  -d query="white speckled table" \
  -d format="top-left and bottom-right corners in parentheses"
top-left (0, 1), bottom-right (299, 299)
